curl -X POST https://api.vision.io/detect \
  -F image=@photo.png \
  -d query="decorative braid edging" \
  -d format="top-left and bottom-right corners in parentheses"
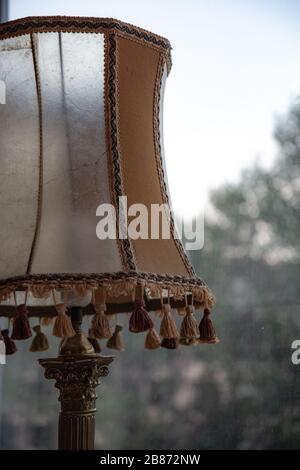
top-left (153, 54), bottom-right (196, 277)
top-left (0, 271), bottom-right (215, 308)
top-left (105, 33), bottom-right (136, 271)
top-left (0, 16), bottom-right (172, 72)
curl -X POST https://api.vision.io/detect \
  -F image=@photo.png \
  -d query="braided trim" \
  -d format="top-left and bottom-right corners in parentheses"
top-left (104, 33), bottom-right (126, 270)
top-left (0, 16), bottom-right (172, 72)
top-left (105, 33), bottom-right (137, 271)
top-left (153, 54), bottom-right (196, 277)
top-left (0, 271), bottom-right (215, 308)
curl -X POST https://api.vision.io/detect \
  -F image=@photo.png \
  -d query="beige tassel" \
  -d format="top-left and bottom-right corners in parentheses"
top-left (91, 303), bottom-right (111, 339)
top-left (106, 325), bottom-right (124, 351)
top-left (179, 305), bottom-right (198, 346)
top-left (41, 316), bottom-right (54, 326)
top-left (30, 325), bottom-right (49, 352)
top-left (52, 304), bottom-right (75, 338)
top-left (160, 304), bottom-right (179, 339)
top-left (145, 328), bottom-right (161, 350)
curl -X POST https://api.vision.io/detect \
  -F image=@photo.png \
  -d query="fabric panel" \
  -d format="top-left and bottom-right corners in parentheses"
top-left (0, 35), bottom-right (39, 279)
top-left (31, 32), bottom-right (122, 274)
top-left (116, 36), bottom-right (190, 276)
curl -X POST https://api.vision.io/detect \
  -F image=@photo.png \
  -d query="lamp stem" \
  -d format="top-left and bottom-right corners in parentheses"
top-left (39, 307), bottom-right (114, 450)
top-left (69, 306), bottom-right (83, 334)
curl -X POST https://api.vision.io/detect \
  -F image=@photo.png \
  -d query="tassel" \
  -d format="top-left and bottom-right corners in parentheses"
top-left (1, 329), bottom-right (17, 355)
top-left (29, 325), bottom-right (49, 352)
top-left (198, 308), bottom-right (219, 344)
top-left (106, 325), bottom-right (124, 351)
top-left (11, 304), bottom-right (32, 340)
top-left (161, 337), bottom-right (178, 350)
top-left (179, 305), bottom-right (198, 346)
top-left (87, 329), bottom-right (102, 353)
top-left (160, 304), bottom-right (179, 339)
top-left (129, 300), bottom-right (153, 333)
top-left (41, 316), bottom-right (54, 326)
top-left (145, 328), bottom-right (161, 350)
top-left (91, 304), bottom-right (111, 339)
top-left (52, 304), bottom-right (75, 338)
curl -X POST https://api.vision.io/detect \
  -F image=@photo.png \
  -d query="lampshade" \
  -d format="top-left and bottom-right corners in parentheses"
top-left (0, 17), bottom-right (217, 351)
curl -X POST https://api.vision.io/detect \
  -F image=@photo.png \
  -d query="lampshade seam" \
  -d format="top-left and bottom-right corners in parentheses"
top-left (26, 32), bottom-right (44, 275)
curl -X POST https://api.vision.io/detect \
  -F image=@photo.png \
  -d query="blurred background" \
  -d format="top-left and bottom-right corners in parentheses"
top-left (1, 0), bottom-right (300, 449)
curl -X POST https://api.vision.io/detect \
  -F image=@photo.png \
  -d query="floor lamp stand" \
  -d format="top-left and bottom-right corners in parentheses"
top-left (39, 307), bottom-right (114, 450)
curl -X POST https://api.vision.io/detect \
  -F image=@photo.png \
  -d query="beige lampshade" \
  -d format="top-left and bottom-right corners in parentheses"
top-left (0, 17), bottom-right (215, 327)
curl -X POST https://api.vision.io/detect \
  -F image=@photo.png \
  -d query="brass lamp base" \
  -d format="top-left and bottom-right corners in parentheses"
top-left (39, 307), bottom-right (114, 450)
top-left (60, 306), bottom-right (94, 356)
top-left (60, 332), bottom-right (95, 356)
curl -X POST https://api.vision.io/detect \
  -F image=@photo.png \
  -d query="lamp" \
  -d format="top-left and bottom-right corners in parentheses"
top-left (0, 16), bottom-right (218, 450)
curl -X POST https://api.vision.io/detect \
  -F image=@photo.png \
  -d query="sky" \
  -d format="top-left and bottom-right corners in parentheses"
top-left (8, 0), bottom-right (300, 216)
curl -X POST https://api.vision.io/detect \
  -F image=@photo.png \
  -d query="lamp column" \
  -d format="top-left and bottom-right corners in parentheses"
top-left (39, 307), bottom-right (114, 450)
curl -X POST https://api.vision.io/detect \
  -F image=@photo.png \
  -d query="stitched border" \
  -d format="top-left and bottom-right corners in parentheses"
top-left (0, 271), bottom-right (207, 288)
top-left (153, 54), bottom-right (196, 277)
top-left (0, 16), bottom-right (172, 72)
top-left (0, 271), bottom-right (214, 309)
top-left (105, 33), bottom-right (136, 271)
top-left (104, 33), bottom-right (127, 271)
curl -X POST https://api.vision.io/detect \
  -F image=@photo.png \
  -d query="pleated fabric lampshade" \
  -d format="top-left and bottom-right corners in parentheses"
top-left (0, 17), bottom-right (217, 352)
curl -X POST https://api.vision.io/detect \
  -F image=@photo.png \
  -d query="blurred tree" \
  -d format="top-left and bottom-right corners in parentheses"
top-left (188, 102), bottom-right (300, 449)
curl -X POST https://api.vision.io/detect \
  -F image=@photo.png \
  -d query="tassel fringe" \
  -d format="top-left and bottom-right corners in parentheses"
top-left (198, 308), bottom-right (219, 344)
top-left (145, 328), bottom-right (161, 350)
top-left (129, 300), bottom-right (153, 333)
top-left (11, 304), bottom-right (32, 340)
top-left (179, 305), bottom-right (198, 346)
top-left (52, 304), bottom-right (76, 338)
top-left (161, 337), bottom-right (178, 350)
top-left (41, 317), bottom-right (54, 326)
top-left (160, 304), bottom-right (179, 339)
top-left (29, 325), bottom-right (49, 352)
top-left (106, 325), bottom-right (124, 351)
top-left (91, 304), bottom-right (111, 339)
top-left (1, 329), bottom-right (17, 355)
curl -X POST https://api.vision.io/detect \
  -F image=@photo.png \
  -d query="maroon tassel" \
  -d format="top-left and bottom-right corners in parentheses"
top-left (161, 337), bottom-right (179, 350)
top-left (11, 304), bottom-right (32, 340)
top-left (198, 308), bottom-right (219, 344)
top-left (1, 329), bottom-right (17, 355)
top-left (129, 300), bottom-right (154, 333)
top-left (87, 329), bottom-right (101, 353)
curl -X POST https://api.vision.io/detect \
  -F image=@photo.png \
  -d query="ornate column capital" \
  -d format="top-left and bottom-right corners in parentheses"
top-left (39, 354), bottom-right (114, 449)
